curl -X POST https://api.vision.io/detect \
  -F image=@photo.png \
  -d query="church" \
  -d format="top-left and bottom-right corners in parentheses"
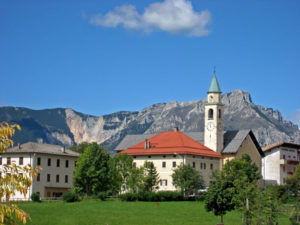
top-left (116, 73), bottom-right (264, 190)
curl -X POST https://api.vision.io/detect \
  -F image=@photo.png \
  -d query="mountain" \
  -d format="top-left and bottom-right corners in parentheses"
top-left (1, 90), bottom-right (299, 151)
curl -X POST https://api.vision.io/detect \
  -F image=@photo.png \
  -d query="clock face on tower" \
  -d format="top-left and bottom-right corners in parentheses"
top-left (207, 122), bottom-right (215, 131)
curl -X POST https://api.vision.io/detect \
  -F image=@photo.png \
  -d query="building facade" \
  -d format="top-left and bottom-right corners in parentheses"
top-left (116, 72), bottom-right (264, 190)
top-left (0, 142), bottom-right (79, 200)
top-left (262, 142), bottom-right (300, 185)
top-left (120, 129), bottom-right (223, 190)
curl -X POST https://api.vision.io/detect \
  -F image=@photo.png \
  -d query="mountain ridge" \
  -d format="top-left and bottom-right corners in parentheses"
top-left (0, 90), bottom-right (299, 151)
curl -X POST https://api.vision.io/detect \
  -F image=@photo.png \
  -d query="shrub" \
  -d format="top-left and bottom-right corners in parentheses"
top-left (119, 192), bottom-right (138, 201)
top-left (119, 191), bottom-right (184, 202)
top-left (98, 192), bottom-right (107, 201)
top-left (31, 192), bottom-right (41, 202)
top-left (156, 191), bottom-right (183, 201)
top-left (63, 191), bottom-right (80, 202)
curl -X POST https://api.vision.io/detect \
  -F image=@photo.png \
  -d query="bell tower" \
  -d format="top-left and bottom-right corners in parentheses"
top-left (204, 71), bottom-right (224, 153)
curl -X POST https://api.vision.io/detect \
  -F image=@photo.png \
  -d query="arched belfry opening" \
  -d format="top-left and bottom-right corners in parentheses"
top-left (208, 109), bottom-right (214, 120)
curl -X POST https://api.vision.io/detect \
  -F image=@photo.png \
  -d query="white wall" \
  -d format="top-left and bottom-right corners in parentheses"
top-left (0, 153), bottom-right (78, 201)
top-left (133, 154), bottom-right (221, 191)
top-left (263, 146), bottom-right (299, 185)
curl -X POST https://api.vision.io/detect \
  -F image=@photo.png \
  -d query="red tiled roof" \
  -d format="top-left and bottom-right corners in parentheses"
top-left (120, 131), bottom-right (223, 158)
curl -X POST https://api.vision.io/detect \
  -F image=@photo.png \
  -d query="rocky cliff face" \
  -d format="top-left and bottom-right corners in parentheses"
top-left (1, 90), bottom-right (299, 151)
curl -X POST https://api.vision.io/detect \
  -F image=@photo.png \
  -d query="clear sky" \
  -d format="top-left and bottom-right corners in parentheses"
top-left (1, 0), bottom-right (299, 125)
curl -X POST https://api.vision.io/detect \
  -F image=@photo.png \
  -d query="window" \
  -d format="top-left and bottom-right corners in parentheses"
top-left (19, 157), bottom-right (23, 165)
top-left (172, 161), bottom-right (176, 168)
top-left (133, 156), bottom-right (136, 158)
top-left (283, 178), bottom-right (285, 184)
top-left (283, 166), bottom-right (285, 172)
top-left (192, 162), bottom-right (196, 168)
top-left (37, 157), bottom-right (41, 166)
top-left (163, 155), bottom-right (166, 158)
top-left (56, 175), bottom-right (59, 183)
top-left (0, 157), bottom-right (2, 165)
top-left (65, 160), bottom-right (69, 168)
top-left (75, 161), bottom-right (77, 167)
top-left (160, 179), bottom-right (168, 186)
top-left (201, 163), bottom-right (206, 170)
top-left (208, 109), bottom-right (214, 120)
top-left (162, 162), bottom-right (166, 168)
top-left (218, 109), bottom-right (222, 119)
top-left (37, 173), bottom-right (40, 182)
top-left (7, 157), bottom-right (11, 165)
top-left (65, 175), bottom-right (68, 183)
top-left (133, 162), bottom-right (136, 168)
top-left (148, 156), bottom-right (152, 158)
top-left (47, 174), bottom-right (51, 182)
top-left (57, 159), bottom-right (60, 167)
top-left (283, 154), bottom-right (286, 159)
top-left (173, 155), bottom-right (177, 158)
top-left (210, 163), bottom-right (213, 170)
top-left (48, 158), bottom-right (51, 166)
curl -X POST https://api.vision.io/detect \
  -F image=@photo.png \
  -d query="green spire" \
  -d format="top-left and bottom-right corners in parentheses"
top-left (208, 72), bottom-right (221, 93)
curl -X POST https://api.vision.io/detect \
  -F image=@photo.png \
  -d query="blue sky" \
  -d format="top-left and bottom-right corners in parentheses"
top-left (1, 0), bottom-right (299, 125)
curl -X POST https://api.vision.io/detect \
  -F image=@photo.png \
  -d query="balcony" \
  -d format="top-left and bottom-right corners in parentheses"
top-left (280, 159), bottom-right (299, 165)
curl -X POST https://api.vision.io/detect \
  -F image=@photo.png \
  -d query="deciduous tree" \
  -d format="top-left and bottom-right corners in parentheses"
top-left (69, 142), bottom-right (89, 154)
top-left (73, 143), bottom-right (110, 195)
top-left (0, 122), bottom-right (38, 225)
top-left (287, 163), bottom-right (300, 224)
top-left (205, 154), bottom-right (261, 224)
top-left (127, 167), bottom-right (144, 193)
top-left (172, 164), bottom-right (204, 196)
top-left (108, 153), bottom-right (134, 193)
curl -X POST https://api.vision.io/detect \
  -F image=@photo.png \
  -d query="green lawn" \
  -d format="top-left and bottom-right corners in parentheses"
top-left (17, 200), bottom-right (290, 225)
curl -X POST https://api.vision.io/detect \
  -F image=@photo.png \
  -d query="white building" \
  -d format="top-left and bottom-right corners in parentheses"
top-left (116, 73), bottom-right (264, 190)
top-left (0, 142), bottom-right (79, 200)
top-left (262, 142), bottom-right (300, 185)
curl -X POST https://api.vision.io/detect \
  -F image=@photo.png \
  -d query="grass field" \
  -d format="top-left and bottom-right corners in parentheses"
top-left (17, 200), bottom-right (290, 225)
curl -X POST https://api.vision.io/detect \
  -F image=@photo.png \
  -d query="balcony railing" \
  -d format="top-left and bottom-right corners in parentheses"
top-left (280, 159), bottom-right (299, 165)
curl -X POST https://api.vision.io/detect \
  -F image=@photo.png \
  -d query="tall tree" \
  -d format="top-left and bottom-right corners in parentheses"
top-left (287, 163), bottom-right (300, 224)
top-left (257, 185), bottom-right (280, 225)
top-left (172, 164), bottom-right (204, 196)
top-left (143, 161), bottom-right (160, 192)
top-left (73, 143), bottom-right (110, 195)
top-left (0, 122), bottom-right (38, 225)
top-left (205, 154), bottom-right (261, 224)
top-left (127, 167), bottom-right (145, 193)
top-left (108, 153), bottom-right (134, 194)
top-left (69, 142), bottom-right (90, 154)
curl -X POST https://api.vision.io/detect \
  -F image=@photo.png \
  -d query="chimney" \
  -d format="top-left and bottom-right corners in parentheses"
top-left (144, 139), bottom-right (151, 149)
top-left (290, 140), bottom-right (295, 144)
top-left (173, 127), bottom-right (179, 132)
top-left (61, 146), bottom-right (66, 153)
top-left (18, 144), bottom-right (21, 149)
